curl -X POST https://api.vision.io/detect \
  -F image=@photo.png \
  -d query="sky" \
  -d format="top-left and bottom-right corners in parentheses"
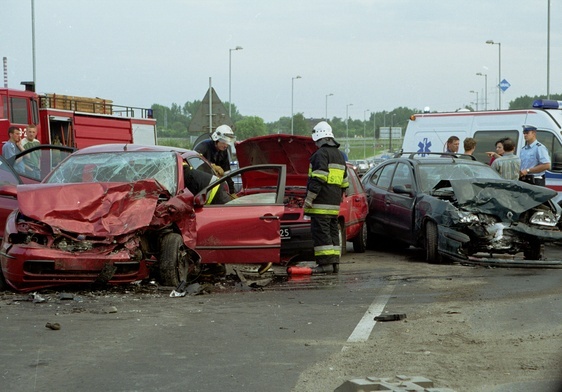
top-left (3, 0), bottom-right (561, 123)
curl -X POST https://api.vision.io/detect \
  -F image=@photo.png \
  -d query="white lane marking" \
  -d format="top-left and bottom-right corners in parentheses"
top-left (343, 284), bottom-right (395, 349)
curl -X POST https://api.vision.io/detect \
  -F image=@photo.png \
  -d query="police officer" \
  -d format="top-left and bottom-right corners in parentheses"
top-left (519, 125), bottom-right (551, 186)
top-left (304, 121), bottom-right (349, 273)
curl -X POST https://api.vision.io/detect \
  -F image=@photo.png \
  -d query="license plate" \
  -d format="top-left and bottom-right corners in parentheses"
top-left (280, 227), bottom-right (291, 240)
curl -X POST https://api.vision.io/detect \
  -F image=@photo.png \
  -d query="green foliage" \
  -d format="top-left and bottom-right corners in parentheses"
top-left (235, 116), bottom-right (267, 140)
top-left (151, 92), bottom-right (561, 147)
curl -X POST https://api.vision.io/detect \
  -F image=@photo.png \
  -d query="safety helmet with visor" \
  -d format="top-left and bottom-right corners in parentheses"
top-left (312, 121), bottom-right (334, 142)
top-left (212, 125), bottom-right (236, 145)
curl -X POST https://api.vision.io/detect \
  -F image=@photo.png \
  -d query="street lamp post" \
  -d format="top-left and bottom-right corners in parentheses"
top-left (325, 93), bottom-right (333, 120)
top-left (390, 114), bottom-right (396, 153)
top-left (486, 40), bottom-right (501, 110)
top-left (228, 46), bottom-right (243, 118)
top-left (291, 75), bottom-right (302, 135)
top-left (363, 109), bottom-right (370, 159)
top-left (476, 72), bottom-right (488, 110)
top-left (346, 103), bottom-right (353, 156)
top-left (470, 90), bottom-right (479, 111)
top-left (373, 111), bottom-right (377, 157)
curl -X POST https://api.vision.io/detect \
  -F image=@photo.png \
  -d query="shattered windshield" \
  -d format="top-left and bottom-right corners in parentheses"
top-left (418, 162), bottom-right (501, 193)
top-left (45, 151), bottom-right (178, 194)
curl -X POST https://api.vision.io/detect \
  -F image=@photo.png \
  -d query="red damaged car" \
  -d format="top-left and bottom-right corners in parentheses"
top-left (235, 134), bottom-right (368, 263)
top-left (0, 144), bottom-right (287, 292)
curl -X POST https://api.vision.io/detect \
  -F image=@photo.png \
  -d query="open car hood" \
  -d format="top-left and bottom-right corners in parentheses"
top-left (235, 134), bottom-right (317, 188)
top-left (439, 179), bottom-right (557, 217)
top-left (17, 180), bottom-right (167, 236)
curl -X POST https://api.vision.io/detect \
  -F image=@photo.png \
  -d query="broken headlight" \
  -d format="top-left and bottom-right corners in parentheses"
top-left (457, 210), bottom-right (479, 223)
top-left (530, 210), bottom-right (559, 227)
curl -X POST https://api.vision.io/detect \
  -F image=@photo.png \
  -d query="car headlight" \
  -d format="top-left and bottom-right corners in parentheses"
top-left (530, 210), bottom-right (559, 227)
top-left (458, 211), bottom-right (479, 223)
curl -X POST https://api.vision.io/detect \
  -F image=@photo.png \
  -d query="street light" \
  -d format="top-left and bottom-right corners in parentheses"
top-left (389, 113), bottom-right (396, 153)
top-left (346, 103), bottom-right (353, 156)
top-left (228, 46), bottom-right (243, 118)
top-left (325, 93), bottom-right (333, 120)
top-left (291, 75), bottom-right (302, 135)
top-left (486, 40), bottom-right (501, 110)
top-left (470, 90), bottom-right (479, 111)
top-left (476, 72), bottom-right (488, 110)
top-left (363, 109), bottom-right (370, 159)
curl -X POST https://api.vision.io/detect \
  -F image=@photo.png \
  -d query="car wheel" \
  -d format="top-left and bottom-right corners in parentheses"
top-left (524, 241), bottom-right (544, 260)
top-left (425, 221), bottom-right (442, 264)
top-left (339, 221), bottom-right (347, 256)
top-left (366, 222), bottom-right (377, 250)
top-left (352, 223), bottom-right (367, 253)
top-left (159, 233), bottom-right (190, 287)
top-left (0, 269), bottom-right (7, 292)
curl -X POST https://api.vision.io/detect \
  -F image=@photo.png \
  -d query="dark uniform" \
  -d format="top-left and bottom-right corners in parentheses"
top-left (194, 139), bottom-right (235, 194)
top-left (304, 139), bottom-right (349, 272)
top-left (183, 164), bottom-right (231, 205)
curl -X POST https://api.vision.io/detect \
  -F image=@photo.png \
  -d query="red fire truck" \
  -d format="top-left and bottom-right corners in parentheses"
top-left (0, 82), bottom-right (157, 148)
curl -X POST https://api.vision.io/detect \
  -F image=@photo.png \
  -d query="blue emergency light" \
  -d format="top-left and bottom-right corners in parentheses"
top-left (533, 99), bottom-right (562, 109)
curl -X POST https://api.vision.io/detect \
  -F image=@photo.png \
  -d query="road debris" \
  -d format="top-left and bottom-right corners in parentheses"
top-left (45, 322), bottom-right (61, 330)
top-left (374, 313), bottom-right (407, 322)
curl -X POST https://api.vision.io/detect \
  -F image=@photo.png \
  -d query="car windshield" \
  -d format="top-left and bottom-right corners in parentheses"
top-left (418, 162), bottom-right (501, 193)
top-left (45, 151), bottom-right (178, 194)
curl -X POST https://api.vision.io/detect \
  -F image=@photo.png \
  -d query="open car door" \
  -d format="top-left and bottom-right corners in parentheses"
top-left (193, 164), bottom-right (286, 265)
top-left (8, 144), bottom-right (75, 184)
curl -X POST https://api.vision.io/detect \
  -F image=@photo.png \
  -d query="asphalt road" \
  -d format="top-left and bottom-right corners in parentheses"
top-left (1, 245), bottom-right (562, 392)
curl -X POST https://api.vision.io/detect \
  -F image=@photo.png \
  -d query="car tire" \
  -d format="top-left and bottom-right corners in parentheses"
top-left (524, 241), bottom-right (544, 260)
top-left (366, 223), bottom-right (377, 250)
top-left (425, 221), bottom-right (442, 264)
top-left (352, 223), bottom-right (367, 253)
top-left (339, 221), bottom-right (347, 256)
top-left (0, 269), bottom-right (7, 292)
top-left (159, 233), bottom-right (190, 287)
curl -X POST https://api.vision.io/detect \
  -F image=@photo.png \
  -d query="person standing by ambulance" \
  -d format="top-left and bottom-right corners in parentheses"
top-left (304, 121), bottom-right (348, 274)
top-left (520, 125), bottom-right (550, 186)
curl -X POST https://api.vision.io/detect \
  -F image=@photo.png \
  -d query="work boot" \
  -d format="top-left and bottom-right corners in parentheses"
top-left (311, 264), bottom-right (333, 274)
top-left (332, 263), bottom-right (340, 273)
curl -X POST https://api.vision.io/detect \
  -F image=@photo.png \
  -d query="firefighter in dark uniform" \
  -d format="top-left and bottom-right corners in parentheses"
top-left (194, 125), bottom-right (236, 195)
top-left (182, 163), bottom-right (231, 205)
top-left (304, 121), bottom-right (349, 273)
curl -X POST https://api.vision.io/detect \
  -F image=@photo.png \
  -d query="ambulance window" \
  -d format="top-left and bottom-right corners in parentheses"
top-left (536, 130), bottom-right (562, 172)
top-left (472, 130), bottom-right (519, 163)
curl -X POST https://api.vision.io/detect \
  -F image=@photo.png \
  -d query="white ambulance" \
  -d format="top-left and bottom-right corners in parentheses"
top-left (401, 99), bottom-right (562, 201)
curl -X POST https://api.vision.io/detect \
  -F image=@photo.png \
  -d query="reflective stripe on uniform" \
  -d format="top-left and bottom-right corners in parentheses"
top-left (304, 203), bottom-right (340, 215)
top-left (205, 184), bottom-right (220, 205)
top-left (314, 245), bottom-right (341, 257)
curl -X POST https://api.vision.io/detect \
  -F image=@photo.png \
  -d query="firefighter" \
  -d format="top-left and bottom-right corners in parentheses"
top-left (304, 121), bottom-right (349, 273)
top-left (182, 163), bottom-right (231, 205)
top-left (194, 125), bottom-right (236, 194)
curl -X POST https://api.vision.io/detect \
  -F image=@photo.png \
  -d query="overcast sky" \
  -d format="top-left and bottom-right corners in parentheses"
top-left (3, 0), bottom-right (561, 123)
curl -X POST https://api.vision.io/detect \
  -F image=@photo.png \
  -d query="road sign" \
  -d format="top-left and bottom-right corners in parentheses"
top-left (499, 79), bottom-right (511, 92)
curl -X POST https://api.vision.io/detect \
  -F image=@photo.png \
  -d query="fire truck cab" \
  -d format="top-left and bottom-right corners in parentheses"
top-left (0, 83), bottom-right (157, 149)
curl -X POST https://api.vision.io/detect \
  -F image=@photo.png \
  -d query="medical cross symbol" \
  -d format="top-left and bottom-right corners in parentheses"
top-left (417, 138), bottom-right (431, 156)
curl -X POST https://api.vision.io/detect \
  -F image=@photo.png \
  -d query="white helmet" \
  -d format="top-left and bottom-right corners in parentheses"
top-left (312, 121), bottom-right (334, 141)
top-left (211, 125), bottom-right (236, 144)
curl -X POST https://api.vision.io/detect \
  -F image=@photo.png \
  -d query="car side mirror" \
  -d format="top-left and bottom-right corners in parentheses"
top-left (392, 185), bottom-right (413, 196)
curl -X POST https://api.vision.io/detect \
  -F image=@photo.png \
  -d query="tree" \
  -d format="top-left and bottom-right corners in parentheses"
top-left (234, 116), bottom-right (267, 140)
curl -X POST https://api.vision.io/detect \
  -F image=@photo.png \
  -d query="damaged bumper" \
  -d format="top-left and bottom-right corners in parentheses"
top-left (0, 245), bottom-right (150, 293)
